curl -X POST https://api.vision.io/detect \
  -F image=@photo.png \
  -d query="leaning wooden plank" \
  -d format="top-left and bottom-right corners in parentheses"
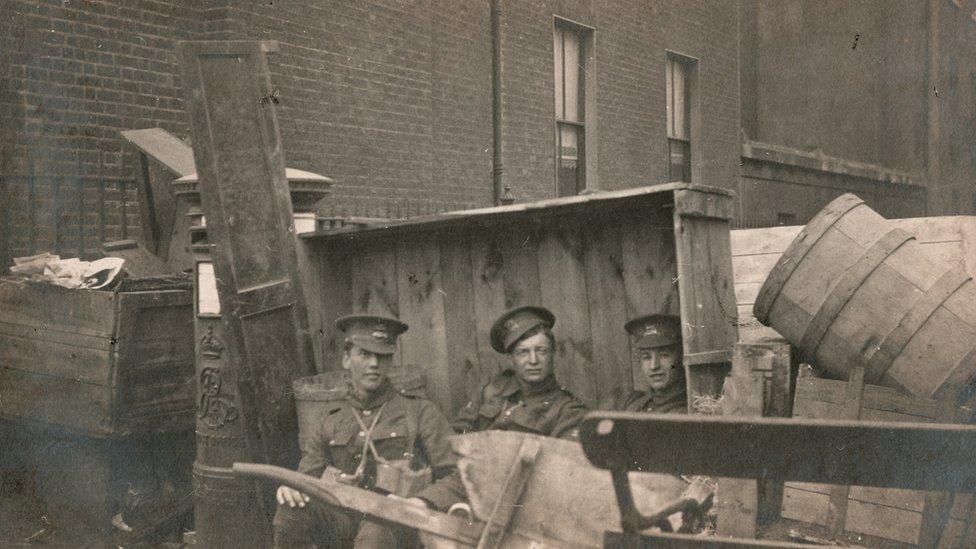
top-left (178, 40), bottom-right (315, 471)
top-left (454, 431), bottom-right (688, 548)
top-left (580, 413), bottom-right (976, 492)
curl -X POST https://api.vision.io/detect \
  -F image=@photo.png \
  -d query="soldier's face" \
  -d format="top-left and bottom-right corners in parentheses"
top-left (639, 345), bottom-right (682, 391)
top-left (343, 344), bottom-right (393, 393)
top-left (509, 332), bottom-right (554, 384)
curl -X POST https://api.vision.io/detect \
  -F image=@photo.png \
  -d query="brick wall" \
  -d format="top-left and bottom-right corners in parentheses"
top-left (497, 0), bottom-right (741, 201)
top-left (1, 0), bottom-right (742, 265)
top-left (0, 0), bottom-right (203, 264)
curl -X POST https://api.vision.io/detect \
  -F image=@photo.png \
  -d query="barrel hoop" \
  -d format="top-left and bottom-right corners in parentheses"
top-left (864, 269), bottom-right (972, 385)
top-left (754, 194), bottom-right (864, 324)
top-left (932, 346), bottom-right (976, 404)
top-left (798, 228), bottom-right (914, 364)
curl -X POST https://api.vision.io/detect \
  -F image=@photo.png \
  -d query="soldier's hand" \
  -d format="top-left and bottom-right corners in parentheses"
top-left (276, 485), bottom-right (310, 508)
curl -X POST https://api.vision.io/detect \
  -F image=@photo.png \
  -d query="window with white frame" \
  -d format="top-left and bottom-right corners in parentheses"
top-left (666, 53), bottom-right (696, 182)
top-left (554, 20), bottom-right (591, 196)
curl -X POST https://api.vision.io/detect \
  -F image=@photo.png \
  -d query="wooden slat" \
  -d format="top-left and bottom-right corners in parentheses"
top-left (846, 498), bottom-right (922, 544)
top-left (825, 367), bottom-right (865, 537)
top-left (538, 219), bottom-right (596, 404)
top-left (349, 239), bottom-right (401, 364)
top-left (0, 329), bottom-right (113, 385)
top-left (0, 280), bottom-right (116, 337)
top-left (439, 232), bottom-right (481, 414)
top-left (469, 229), bottom-right (509, 386)
top-left (499, 224), bottom-right (542, 310)
top-left (581, 219), bottom-right (631, 399)
top-left (316, 243), bottom-right (353, 372)
top-left (674, 212), bottom-right (738, 402)
top-left (396, 237), bottom-right (451, 412)
top-left (0, 368), bottom-right (114, 436)
top-left (619, 209), bottom-right (679, 389)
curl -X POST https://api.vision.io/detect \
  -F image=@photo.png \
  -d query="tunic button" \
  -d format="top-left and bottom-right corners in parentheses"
top-left (390, 432), bottom-right (397, 437)
top-left (358, 431), bottom-right (365, 437)
top-left (363, 409), bottom-right (372, 415)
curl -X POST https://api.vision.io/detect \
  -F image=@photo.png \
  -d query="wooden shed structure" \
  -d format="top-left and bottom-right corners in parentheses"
top-left (300, 183), bottom-right (738, 415)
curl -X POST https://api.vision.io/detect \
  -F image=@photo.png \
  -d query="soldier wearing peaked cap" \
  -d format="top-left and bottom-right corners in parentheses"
top-left (600, 314), bottom-right (688, 414)
top-left (272, 314), bottom-right (464, 548)
top-left (452, 305), bottom-right (589, 440)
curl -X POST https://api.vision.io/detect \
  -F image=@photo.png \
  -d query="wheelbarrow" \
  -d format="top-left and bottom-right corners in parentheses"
top-left (233, 431), bottom-right (714, 548)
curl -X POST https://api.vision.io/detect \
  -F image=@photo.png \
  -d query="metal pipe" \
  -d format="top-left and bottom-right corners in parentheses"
top-left (491, 0), bottom-right (512, 205)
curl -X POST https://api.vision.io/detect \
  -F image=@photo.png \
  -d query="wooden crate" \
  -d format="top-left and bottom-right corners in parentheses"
top-left (300, 183), bottom-right (739, 416)
top-left (781, 375), bottom-right (976, 547)
top-left (731, 216), bottom-right (976, 342)
top-left (0, 279), bottom-right (195, 437)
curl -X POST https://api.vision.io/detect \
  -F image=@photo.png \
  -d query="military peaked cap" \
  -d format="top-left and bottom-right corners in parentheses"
top-left (336, 314), bottom-right (408, 355)
top-left (625, 314), bottom-right (682, 349)
top-left (490, 305), bottom-right (556, 353)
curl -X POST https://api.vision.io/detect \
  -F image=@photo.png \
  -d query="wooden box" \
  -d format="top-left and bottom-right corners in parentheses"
top-left (300, 183), bottom-right (739, 416)
top-left (0, 279), bottom-right (195, 437)
top-left (781, 375), bottom-right (976, 547)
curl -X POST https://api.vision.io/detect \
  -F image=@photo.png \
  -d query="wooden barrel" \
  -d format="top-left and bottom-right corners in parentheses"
top-left (292, 366), bottom-right (428, 452)
top-left (754, 193), bottom-right (976, 400)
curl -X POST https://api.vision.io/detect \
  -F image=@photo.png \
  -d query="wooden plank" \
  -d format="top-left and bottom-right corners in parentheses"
top-left (846, 498), bottom-right (923, 544)
top-left (780, 485), bottom-right (828, 526)
top-left (476, 436), bottom-right (542, 549)
top-left (619, 208), bottom-right (679, 389)
top-left (674, 212), bottom-right (738, 404)
top-left (349, 238), bottom-right (400, 318)
top-left (0, 279), bottom-right (117, 338)
top-left (730, 226), bottom-right (802, 257)
top-left (439, 232), bottom-right (481, 415)
top-left (119, 128), bottom-right (197, 177)
top-left (179, 40), bottom-right (314, 476)
top-left (673, 188), bottom-right (735, 220)
top-left (396, 237), bottom-right (452, 413)
top-left (581, 219), bottom-right (631, 399)
top-left (499, 224), bottom-right (542, 310)
top-left (469, 228), bottom-right (509, 387)
top-left (825, 367), bottom-right (865, 537)
top-left (580, 414), bottom-right (976, 492)
top-left (295, 238), bottom-right (325, 373)
top-left (316, 243), bottom-right (353, 372)
top-left (0, 330), bottom-right (113, 385)
top-left (731, 253), bottom-right (781, 284)
top-left (537, 218), bottom-right (596, 404)
top-left (959, 217), bottom-right (976, 277)
top-left (717, 345), bottom-right (765, 538)
top-left (0, 368), bottom-right (115, 436)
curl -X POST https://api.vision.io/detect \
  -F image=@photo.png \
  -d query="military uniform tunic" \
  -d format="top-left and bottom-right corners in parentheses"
top-left (273, 380), bottom-right (462, 548)
top-left (452, 370), bottom-right (588, 440)
top-left (599, 381), bottom-right (687, 414)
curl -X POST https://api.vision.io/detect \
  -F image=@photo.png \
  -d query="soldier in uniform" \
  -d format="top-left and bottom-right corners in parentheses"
top-left (272, 315), bottom-right (462, 548)
top-left (600, 314), bottom-right (688, 413)
top-left (452, 306), bottom-right (588, 439)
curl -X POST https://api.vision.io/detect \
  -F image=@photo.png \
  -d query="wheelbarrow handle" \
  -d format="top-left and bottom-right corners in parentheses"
top-left (232, 462), bottom-right (342, 508)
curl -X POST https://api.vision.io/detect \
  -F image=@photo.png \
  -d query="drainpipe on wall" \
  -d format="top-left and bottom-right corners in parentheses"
top-left (925, 0), bottom-right (941, 216)
top-left (491, 0), bottom-right (514, 205)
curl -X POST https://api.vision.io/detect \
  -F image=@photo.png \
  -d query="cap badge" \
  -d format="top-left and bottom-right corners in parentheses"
top-left (643, 325), bottom-right (659, 336)
top-left (372, 330), bottom-right (391, 343)
top-left (504, 319), bottom-right (519, 334)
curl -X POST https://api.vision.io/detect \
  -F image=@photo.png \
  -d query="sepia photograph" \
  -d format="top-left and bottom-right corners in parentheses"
top-left (1, 1), bottom-right (976, 547)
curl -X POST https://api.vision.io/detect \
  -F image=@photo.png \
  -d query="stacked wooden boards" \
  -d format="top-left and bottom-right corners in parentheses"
top-left (732, 216), bottom-right (976, 343)
top-left (301, 183), bottom-right (739, 416)
top-left (0, 278), bottom-right (195, 436)
top-left (782, 375), bottom-right (976, 547)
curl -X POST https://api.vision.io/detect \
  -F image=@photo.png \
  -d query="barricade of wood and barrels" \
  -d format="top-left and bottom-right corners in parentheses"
top-left (733, 193), bottom-right (976, 547)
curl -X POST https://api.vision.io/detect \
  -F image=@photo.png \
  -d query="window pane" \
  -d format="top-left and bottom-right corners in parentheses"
top-left (554, 28), bottom-right (564, 118)
top-left (558, 124), bottom-right (582, 196)
top-left (666, 59), bottom-right (674, 136)
top-left (672, 61), bottom-right (686, 139)
top-left (563, 31), bottom-right (580, 122)
top-left (667, 138), bottom-right (690, 182)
